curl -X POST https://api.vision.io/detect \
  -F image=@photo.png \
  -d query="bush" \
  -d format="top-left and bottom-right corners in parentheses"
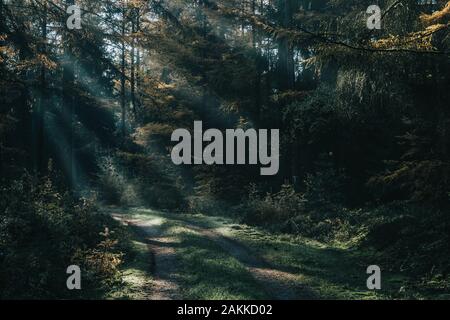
top-left (240, 184), bottom-right (306, 230)
top-left (187, 196), bottom-right (230, 216)
top-left (239, 179), bottom-right (353, 241)
top-left (303, 164), bottom-right (347, 213)
top-left (97, 153), bottom-right (187, 209)
top-left (0, 172), bottom-right (129, 299)
top-left (362, 203), bottom-right (450, 278)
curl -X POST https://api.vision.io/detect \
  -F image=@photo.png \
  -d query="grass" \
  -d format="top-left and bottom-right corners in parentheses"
top-left (148, 212), bottom-right (402, 300)
top-left (108, 227), bottom-right (154, 300)
top-left (228, 228), bottom-right (391, 299)
top-left (115, 208), bottom-right (268, 300)
top-left (111, 208), bottom-right (443, 300)
top-left (172, 229), bottom-right (268, 299)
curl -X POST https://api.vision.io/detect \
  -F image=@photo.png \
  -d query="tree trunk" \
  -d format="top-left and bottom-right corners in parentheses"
top-left (0, 0), bottom-right (2, 176)
top-left (136, 10), bottom-right (141, 101)
top-left (0, 0), bottom-right (3, 27)
top-left (63, 0), bottom-right (76, 189)
top-left (278, 0), bottom-right (295, 91)
top-left (131, 9), bottom-right (136, 116)
top-left (35, 1), bottom-right (47, 174)
top-left (252, 0), bottom-right (262, 125)
top-left (121, 3), bottom-right (126, 138)
top-left (278, 0), bottom-right (296, 182)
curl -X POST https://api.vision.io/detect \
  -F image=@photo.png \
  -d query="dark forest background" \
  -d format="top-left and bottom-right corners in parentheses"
top-left (0, 0), bottom-right (449, 299)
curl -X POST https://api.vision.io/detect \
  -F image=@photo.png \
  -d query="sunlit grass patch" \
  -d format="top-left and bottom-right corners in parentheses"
top-left (154, 216), bottom-right (268, 300)
top-left (113, 208), bottom-right (439, 300)
top-left (228, 227), bottom-right (395, 300)
top-left (164, 212), bottom-right (394, 300)
top-left (173, 231), bottom-right (268, 300)
top-left (109, 234), bottom-right (153, 300)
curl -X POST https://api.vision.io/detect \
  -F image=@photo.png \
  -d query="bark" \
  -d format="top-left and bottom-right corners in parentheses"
top-left (252, 0), bottom-right (262, 124)
top-left (136, 10), bottom-right (141, 101)
top-left (63, 0), bottom-right (76, 188)
top-left (0, 0), bottom-right (3, 26)
top-left (278, 0), bottom-right (297, 182)
top-left (121, 3), bottom-right (126, 138)
top-left (35, 1), bottom-right (47, 174)
top-left (131, 9), bottom-right (136, 116)
top-left (278, 0), bottom-right (295, 91)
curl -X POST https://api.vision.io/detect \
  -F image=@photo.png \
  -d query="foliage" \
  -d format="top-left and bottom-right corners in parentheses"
top-left (1, 0), bottom-right (449, 299)
top-left (0, 172), bottom-right (129, 299)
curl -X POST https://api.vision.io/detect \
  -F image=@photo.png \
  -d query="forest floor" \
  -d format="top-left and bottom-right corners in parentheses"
top-left (107, 207), bottom-right (404, 300)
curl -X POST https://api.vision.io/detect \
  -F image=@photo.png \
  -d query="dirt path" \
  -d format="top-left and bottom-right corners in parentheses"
top-left (179, 220), bottom-right (316, 300)
top-left (112, 213), bottom-right (181, 300)
top-left (112, 209), bottom-right (314, 300)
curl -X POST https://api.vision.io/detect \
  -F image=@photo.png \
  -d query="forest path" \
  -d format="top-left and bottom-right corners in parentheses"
top-left (109, 207), bottom-right (316, 300)
top-left (176, 219), bottom-right (316, 300)
top-left (111, 211), bottom-right (182, 300)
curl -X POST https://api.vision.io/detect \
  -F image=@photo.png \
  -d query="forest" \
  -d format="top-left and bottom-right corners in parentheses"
top-left (0, 0), bottom-right (449, 300)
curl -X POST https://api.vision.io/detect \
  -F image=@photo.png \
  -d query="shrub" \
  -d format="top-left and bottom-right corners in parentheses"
top-left (97, 153), bottom-right (187, 209)
top-left (362, 203), bottom-right (450, 277)
top-left (240, 184), bottom-right (306, 230)
top-left (0, 172), bottom-right (129, 299)
top-left (239, 179), bottom-right (353, 241)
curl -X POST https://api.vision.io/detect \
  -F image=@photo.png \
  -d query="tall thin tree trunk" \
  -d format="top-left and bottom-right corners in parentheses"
top-left (121, 3), bottom-right (126, 138)
top-left (63, 0), bottom-right (76, 189)
top-left (252, 0), bottom-right (262, 125)
top-left (277, 0), bottom-right (296, 181)
top-left (251, 0), bottom-right (256, 48)
top-left (37, 1), bottom-right (47, 174)
top-left (136, 10), bottom-right (141, 98)
top-left (131, 10), bottom-right (136, 116)
top-left (0, 0), bottom-right (3, 27)
top-left (278, 0), bottom-right (294, 91)
top-left (0, 0), bottom-right (4, 176)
